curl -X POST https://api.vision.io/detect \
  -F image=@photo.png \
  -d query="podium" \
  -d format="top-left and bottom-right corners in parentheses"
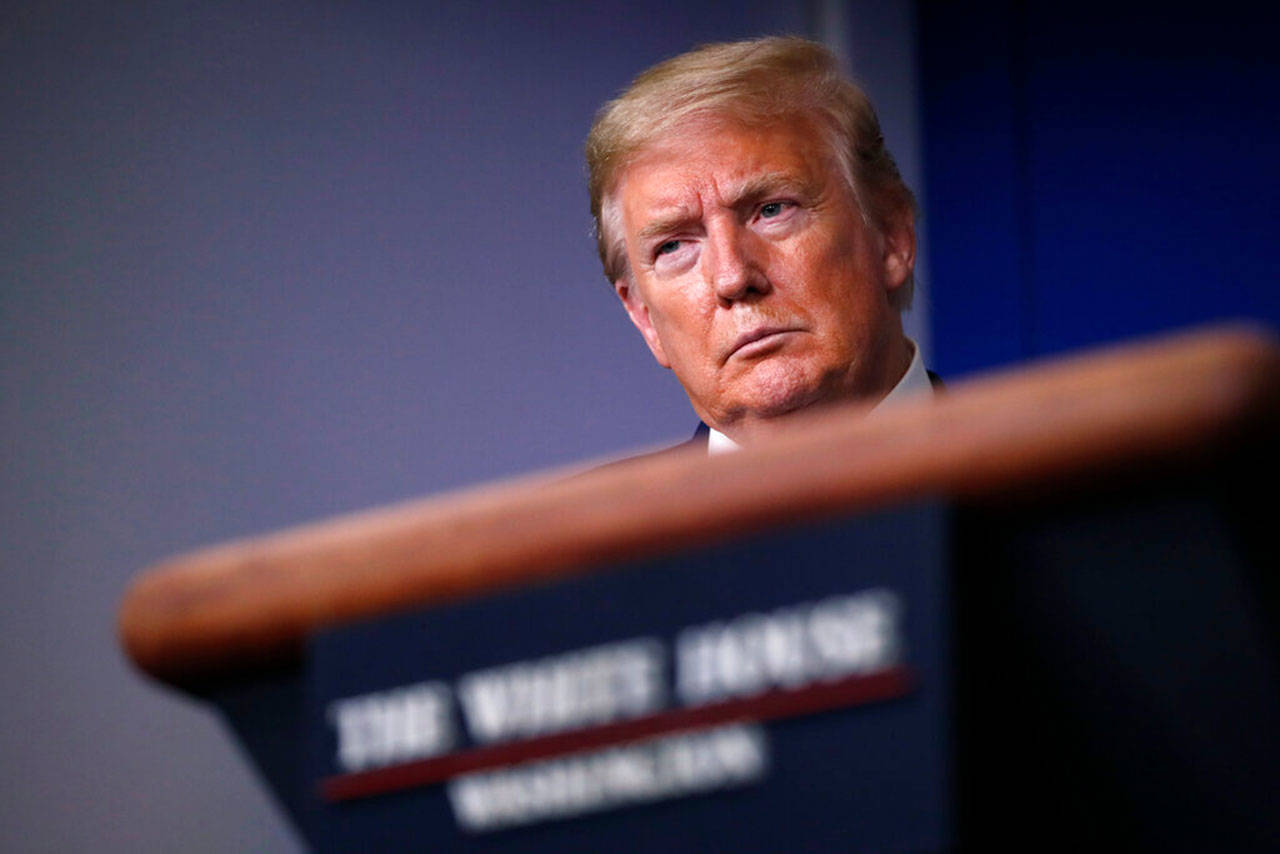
top-left (119, 326), bottom-right (1280, 851)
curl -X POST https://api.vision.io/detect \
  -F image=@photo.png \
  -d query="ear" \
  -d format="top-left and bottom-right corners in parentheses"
top-left (615, 278), bottom-right (671, 369)
top-left (880, 213), bottom-right (916, 293)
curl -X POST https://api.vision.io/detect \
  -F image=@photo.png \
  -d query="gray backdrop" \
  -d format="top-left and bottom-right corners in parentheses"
top-left (0, 1), bottom-right (924, 849)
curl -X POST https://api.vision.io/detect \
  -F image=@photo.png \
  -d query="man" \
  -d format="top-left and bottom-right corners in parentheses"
top-left (586, 36), bottom-right (934, 453)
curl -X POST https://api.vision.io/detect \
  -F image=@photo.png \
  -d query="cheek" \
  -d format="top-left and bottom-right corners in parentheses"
top-left (648, 282), bottom-right (714, 348)
top-left (820, 227), bottom-right (871, 279)
top-left (798, 237), bottom-right (887, 345)
top-left (784, 233), bottom-right (863, 307)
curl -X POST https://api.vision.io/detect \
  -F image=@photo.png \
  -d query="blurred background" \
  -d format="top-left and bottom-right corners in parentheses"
top-left (1, 1), bottom-right (1275, 849)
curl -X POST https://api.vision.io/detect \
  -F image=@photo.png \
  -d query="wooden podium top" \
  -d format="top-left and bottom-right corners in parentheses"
top-left (118, 325), bottom-right (1279, 689)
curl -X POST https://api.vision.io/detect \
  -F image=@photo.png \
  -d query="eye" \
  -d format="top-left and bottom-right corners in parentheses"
top-left (656, 239), bottom-right (681, 256)
top-left (760, 201), bottom-right (786, 218)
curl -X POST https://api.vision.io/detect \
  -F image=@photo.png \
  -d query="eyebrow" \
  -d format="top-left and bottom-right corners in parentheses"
top-left (637, 208), bottom-right (699, 242)
top-left (727, 172), bottom-right (810, 207)
top-left (635, 172), bottom-right (812, 242)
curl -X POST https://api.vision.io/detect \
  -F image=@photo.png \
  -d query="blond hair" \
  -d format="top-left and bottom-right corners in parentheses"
top-left (586, 36), bottom-right (916, 307)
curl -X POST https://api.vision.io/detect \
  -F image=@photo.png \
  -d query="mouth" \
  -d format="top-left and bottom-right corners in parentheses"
top-left (726, 325), bottom-right (800, 361)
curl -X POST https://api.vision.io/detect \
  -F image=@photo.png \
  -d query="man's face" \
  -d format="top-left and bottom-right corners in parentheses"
top-left (611, 116), bottom-right (914, 438)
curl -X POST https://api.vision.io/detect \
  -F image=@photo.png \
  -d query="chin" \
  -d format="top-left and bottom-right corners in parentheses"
top-left (734, 364), bottom-right (831, 421)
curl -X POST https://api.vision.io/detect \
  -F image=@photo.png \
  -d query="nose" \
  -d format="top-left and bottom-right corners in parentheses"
top-left (704, 220), bottom-right (769, 302)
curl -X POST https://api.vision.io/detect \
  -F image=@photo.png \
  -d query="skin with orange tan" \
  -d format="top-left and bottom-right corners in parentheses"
top-left (612, 116), bottom-right (916, 444)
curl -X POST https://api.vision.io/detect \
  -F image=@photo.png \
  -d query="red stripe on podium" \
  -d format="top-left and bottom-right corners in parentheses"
top-left (320, 666), bottom-right (913, 802)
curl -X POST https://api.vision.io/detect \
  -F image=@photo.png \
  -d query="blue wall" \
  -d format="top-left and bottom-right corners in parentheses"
top-left (920, 1), bottom-right (1280, 376)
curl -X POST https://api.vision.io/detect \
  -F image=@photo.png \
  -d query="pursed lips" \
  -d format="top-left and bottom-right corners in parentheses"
top-left (724, 324), bottom-right (803, 362)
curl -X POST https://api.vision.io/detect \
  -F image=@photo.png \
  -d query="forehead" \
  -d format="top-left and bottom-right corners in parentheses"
top-left (615, 116), bottom-right (840, 220)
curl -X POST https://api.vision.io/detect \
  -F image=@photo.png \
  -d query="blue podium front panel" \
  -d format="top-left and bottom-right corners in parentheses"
top-left (304, 502), bottom-right (949, 852)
